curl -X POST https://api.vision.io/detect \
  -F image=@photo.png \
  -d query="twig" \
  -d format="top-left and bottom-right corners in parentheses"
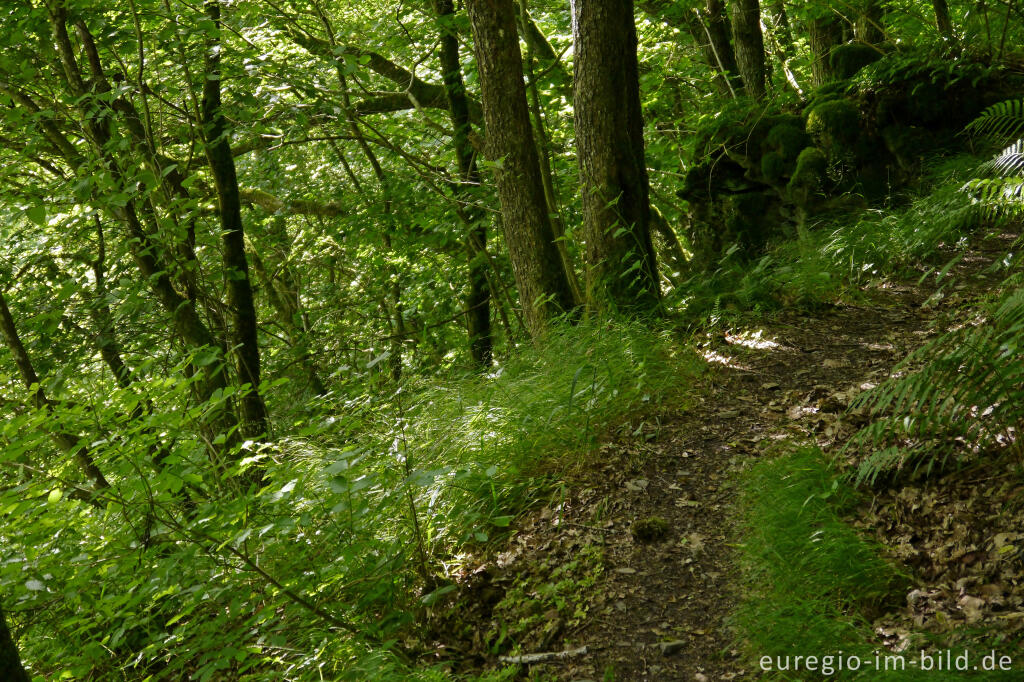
top-left (499, 645), bottom-right (589, 665)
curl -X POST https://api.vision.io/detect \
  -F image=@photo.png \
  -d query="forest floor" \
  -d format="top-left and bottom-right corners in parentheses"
top-left (435, 234), bottom-right (1020, 681)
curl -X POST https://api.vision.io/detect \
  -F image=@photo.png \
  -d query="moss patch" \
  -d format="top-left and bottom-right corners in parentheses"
top-left (806, 99), bottom-right (861, 148)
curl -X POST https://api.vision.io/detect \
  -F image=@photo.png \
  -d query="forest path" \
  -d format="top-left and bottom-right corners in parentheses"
top-left (493, 242), bottom-right (1008, 681)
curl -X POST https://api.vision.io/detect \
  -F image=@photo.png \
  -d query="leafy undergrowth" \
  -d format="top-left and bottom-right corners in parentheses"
top-left (736, 446), bottom-right (1022, 680)
top-left (2, 320), bottom-right (699, 681)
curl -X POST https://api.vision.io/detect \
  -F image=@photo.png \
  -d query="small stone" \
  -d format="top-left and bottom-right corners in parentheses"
top-left (658, 640), bottom-right (687, 655)
top-left (695, 673), bottom-right (709, 681)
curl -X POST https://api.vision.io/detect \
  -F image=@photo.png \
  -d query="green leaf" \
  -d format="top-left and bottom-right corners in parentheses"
top-left (420, 584), bottom-right (456, 605)
top-left (25, 205), bottom-right (46, 225)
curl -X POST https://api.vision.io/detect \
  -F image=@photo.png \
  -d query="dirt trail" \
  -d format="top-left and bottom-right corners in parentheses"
top-left (481, 242), bottom-right (1008, 681)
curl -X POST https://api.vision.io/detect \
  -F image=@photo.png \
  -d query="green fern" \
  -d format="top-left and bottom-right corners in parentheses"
top-left (849, 284), bottom-right (1024, 485)
top-left (965, 99), bottom-right (1024, 144)
top-left (979, 139), bottom-right (1024, 177)
top-left (960, 100), bottom-right (1024, 222)
top-left (850, 102), bottom-right (1024, 485)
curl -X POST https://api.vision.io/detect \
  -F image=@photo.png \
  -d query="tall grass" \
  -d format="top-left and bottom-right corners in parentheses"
top-left (735, 446), bottom-right (1021, 680)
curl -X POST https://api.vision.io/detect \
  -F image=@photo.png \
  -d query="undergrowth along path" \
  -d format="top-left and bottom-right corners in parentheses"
top-left (491, 241), bottom-right (1010, 681)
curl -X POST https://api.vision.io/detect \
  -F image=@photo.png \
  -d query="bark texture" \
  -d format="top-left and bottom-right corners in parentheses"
top-left (855, 0), bottom-right (885, 44)
top-left (0, 602), bottom-right (30, 682)
top-left (730, 0), bottom-right (767, 99)
top-left (434, 0), bottom-right (492, 367)
top-left (808, 13), bottom-right (842, 87)
top-left (465, 0), bottom-right (576, 338)
top-left (573, 0), bottom-right (660, 311)
top-left (203, 0), bottom-right (269, 439)
top-left (933, 0), bottom-right (954, 40)
top-left (701, 0), bottom-right (743, 94)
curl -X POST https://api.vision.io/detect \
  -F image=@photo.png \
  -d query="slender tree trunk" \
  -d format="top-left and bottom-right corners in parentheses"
top-left (0, 289), bottom-right (110, 490)
top-left (730, 0), bottom-right (767, 98)
top-left (702, 0), bottom-right (744, 94)
top-left (855, 0), bottom-right (884, 44)
top-left (768, 0), bottom-right (794, 52)
top-left (650, 206), bottom-right (689, 282)
top-left (249, 248), bottom-right (328, 395)
top-left (433, 0), bottom-right (493, 367)
top-left (465, 0), bottom-right (576, 338)
top-left (765, 0), bottom-right (802, 94)
top-left (202, 0), bottom-right (269, 439)
top-left (44, 5), bottom-right (237, 445)
top-left (0, 602), bottom-right (29, 682)
top-left (933, 0), bottom-right (954, 40)
top-left (637, 0), bottom-right (738, 96)
top-left (520, 0), bottom-right (584, 306)
top-left (808, 13), bottom-right (842, 87)
top-left (573, 0), bottom-right (660, 312)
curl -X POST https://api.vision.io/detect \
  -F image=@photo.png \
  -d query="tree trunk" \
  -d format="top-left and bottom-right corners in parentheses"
top-left (933, 0), bottom-right (954, 40)
top-left (637, 0), bottom-right (738, 96)
top-left (434, 0), bottom-right (493, 367)
top-left (730, 0), bottom-right (767, 99)
top-left (0, 289), bottom-right (110, 490)
top-left (702, 0), bottom-right (744, 94)
top-left (768, 0), bottom-right (794, 53)
top-left (44, 7), bottom-right (237, 445)
top-left (520, 0), bottom-right (584, 306)
top-left (808, 13), bottom-right (842, 87)
top-left (650, 206), bottom-right (689, 282)
top-left (0, 602), bottom-right (29, 682)
top-left (855, 0), bottom-right (884, 44)
top-left (465, 0), bottom-right (577, 338)
top-left (574, 0), bottom-right (660, 312)
top-left (765, 0), bottom-right (802, 93)
top-left (202, 0), bottom-right (269, 439)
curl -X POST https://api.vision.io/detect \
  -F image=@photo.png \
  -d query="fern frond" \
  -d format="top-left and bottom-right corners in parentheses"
top-left (848, 287), bottom-right (1024, 485)
top-left (966, 99), bottom-right (1024, 145)
top-left (961, 177), bottom-right (1024, 219)
top-left (979, 140), bottom-right (1024, 177)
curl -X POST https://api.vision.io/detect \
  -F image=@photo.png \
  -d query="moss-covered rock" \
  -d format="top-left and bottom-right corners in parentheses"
top-left (723, 191), bottom-right (772, 249)
top-left (761, 151), bottom-right (787, 184)
top-left (787, 147), bottom-right (828, 207)
top-left (806, 98), bottom-right (861, 148)
top-left (830, 43), bottom-right (883, 80)
top-left (764, 122), bottom-right (811, 162)
top-left (881, 124), bottom-right (934, 172)
top-left (806, 80), bottom-right (851, 107)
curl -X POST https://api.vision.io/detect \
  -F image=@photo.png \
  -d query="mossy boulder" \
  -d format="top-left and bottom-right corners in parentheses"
top-left (760, 122), bottom-right (811, 183)
top-left (881, 124), bottom-right (935, 172)
top-left (806, 81), bottom-right (851, 106)
top-left (761, 151), bottom-right (787, 184)
top-left (723, 191), bottom-right (772, 250)
top-left (764, 122), bottom-right (811, 161)
top-left (830, 43), bottom-right (883, 80)
top-left (787, 147), bottom-right (828, 207)
top-left (806, 98), bottom-right (861, 148)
